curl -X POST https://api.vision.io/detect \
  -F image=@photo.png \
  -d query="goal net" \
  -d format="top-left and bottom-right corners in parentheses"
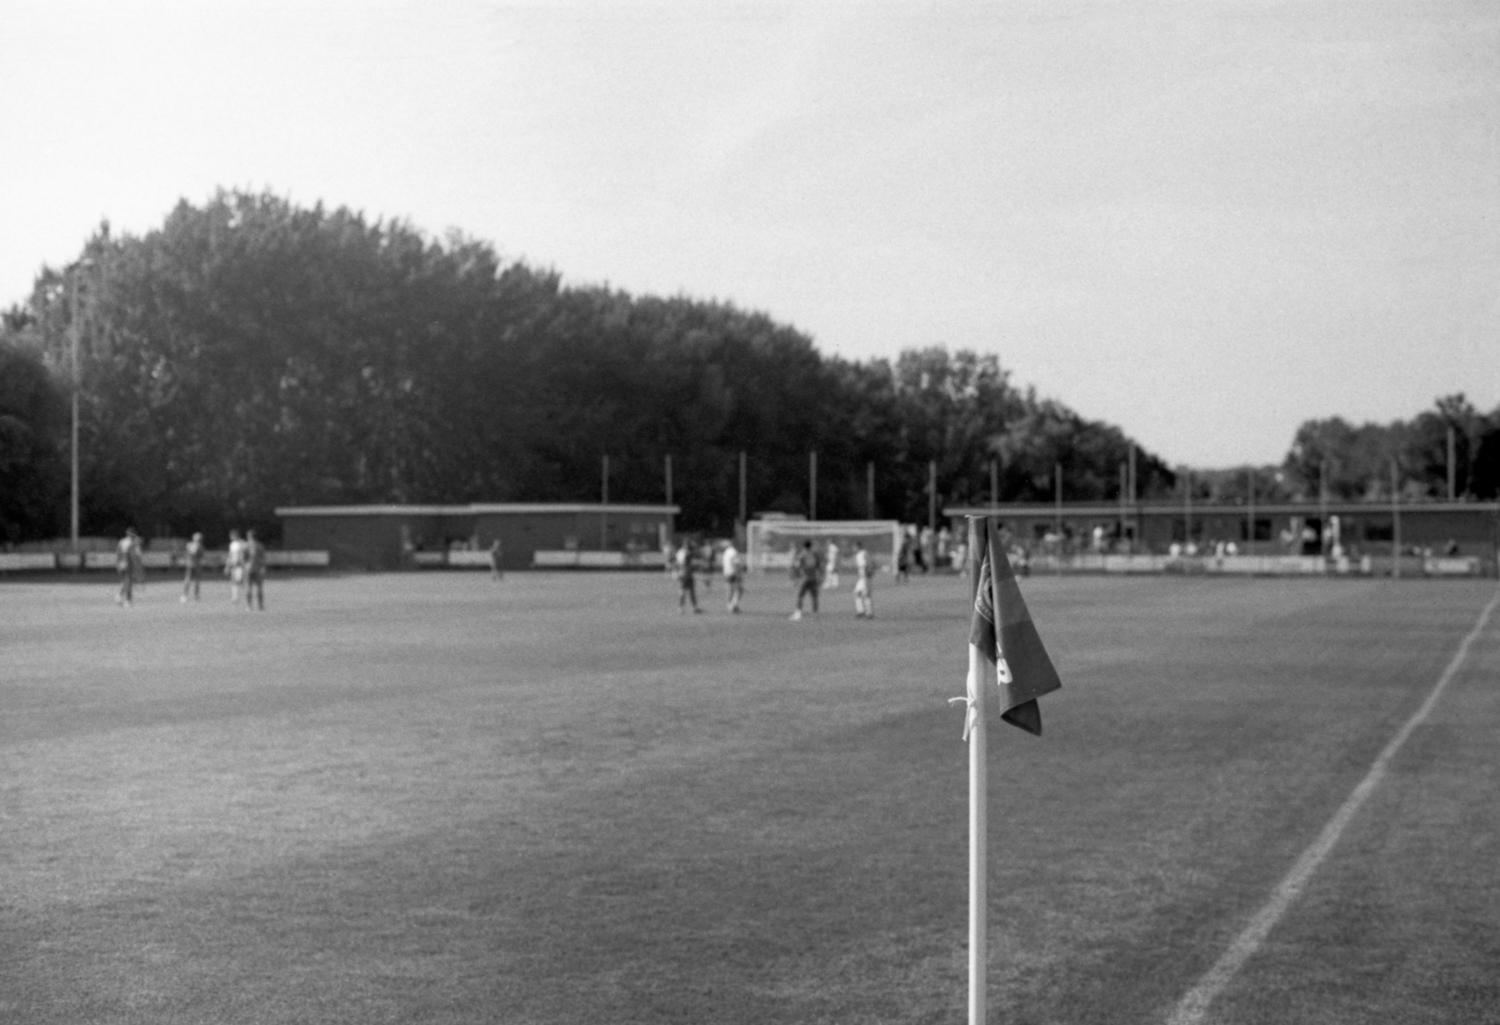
top-left (744, 519), bottom-right (903, 574)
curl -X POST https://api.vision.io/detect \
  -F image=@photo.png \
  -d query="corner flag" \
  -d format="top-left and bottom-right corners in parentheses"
top-left (957, 516), bottom-right (1062, 1025)
top-left (968, 516), bottom-right (1061, 735)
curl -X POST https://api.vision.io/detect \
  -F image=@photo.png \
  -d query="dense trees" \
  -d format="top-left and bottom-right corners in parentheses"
top-left (0, 332), bottom-right (68, 542)
top-left (1282, 394), bottom-right (1500, 502)
top-left (1, 190), bottom-right (1491, 543)
top-left (1187, 397), bottom-right (1500, 508)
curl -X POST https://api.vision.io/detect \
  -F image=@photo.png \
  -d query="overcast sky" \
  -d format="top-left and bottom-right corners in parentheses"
top-left (4, 1), bottom-right (1496, 467)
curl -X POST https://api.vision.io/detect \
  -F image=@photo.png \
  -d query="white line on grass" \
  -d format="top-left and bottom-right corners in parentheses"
top-left (1167, 585), bottom-right (1500, 1025)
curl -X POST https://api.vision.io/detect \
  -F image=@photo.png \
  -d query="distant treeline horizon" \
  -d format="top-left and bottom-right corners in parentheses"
top-left (1, 189), bottom-right (1496, 544)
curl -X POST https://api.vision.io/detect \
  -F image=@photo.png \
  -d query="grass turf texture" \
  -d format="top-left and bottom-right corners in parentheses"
top-left (2, 572), bottom-right (1497, 1025)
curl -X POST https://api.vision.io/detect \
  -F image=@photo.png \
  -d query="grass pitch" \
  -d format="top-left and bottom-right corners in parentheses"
top-left (2, 571), bottom-right (1497, 1024)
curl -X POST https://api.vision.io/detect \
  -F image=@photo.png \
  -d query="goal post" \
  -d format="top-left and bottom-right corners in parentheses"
top-left (745, 519), bottom-right (903, 574)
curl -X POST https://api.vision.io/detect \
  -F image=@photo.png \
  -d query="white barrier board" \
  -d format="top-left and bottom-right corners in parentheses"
top-left (266, 551), bottom-right (330, 567)
top-left (75, 550), bottom-right (328, 569)
top-left (447, 550), bottom-right (494, 568)
top-left (1424, 557), bottom-right (1480, 576)
top-left (534, 551), bottom-right (580, 567)
top-left (576, 551), bottom-right (624, 568)
top-left (533, 550), bottom-right (667, 569)
top-left (0, 552), bottom-right (56, 571)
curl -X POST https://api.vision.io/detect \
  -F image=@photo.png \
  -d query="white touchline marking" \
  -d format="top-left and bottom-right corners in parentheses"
top-left (1167, 586), bottom-right (1500, 1025)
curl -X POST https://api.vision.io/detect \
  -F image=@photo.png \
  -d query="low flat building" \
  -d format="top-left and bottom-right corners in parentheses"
top-left (944, 500), bottom-right (1499, 571)
top-left (276, 503), bottom-right (678, 571)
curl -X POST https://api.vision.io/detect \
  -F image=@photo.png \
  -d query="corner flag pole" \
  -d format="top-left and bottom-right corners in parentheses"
top-left (957, 515), bottom-right (1064, 1025)
top-left (966, 652), bottom-right (989, 1025)
top-left (966, 520), bottom-right (989, 1025)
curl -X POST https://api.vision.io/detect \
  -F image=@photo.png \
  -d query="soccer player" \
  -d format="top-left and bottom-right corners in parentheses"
top-left (698, 539), bottom-right (715, 593)
top-left (823, 540), bottom-right (840, 589)
top-left (852, 541), bottom-right (875, 619)
top-left (488, 538), bottom-right (504, 581)
top-left (789, 539), bottom-right (821, 621)
top-left (180, 531), bottom-right (205, 602)
top-left (674, 538), bottom-right (702, 614)
top-left (721, 541), bottom-right (744, 613)
top-left (243, 529), bottom-right (267, 610)
top-left (115, 527), bottom-right (143, 606)
top-left (225, 529), bottom-right (246, 602)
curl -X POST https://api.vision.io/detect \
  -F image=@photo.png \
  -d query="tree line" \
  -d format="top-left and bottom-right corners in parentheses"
top-left (1188, 395), bottom-right (1500, 507)
top-left (1, 190), bottom-right (1495, 544)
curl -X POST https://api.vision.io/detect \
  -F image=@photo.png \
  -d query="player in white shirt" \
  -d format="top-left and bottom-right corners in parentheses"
top-left (823, 540), bottom-right (840, 589)
top-left (225, 529), bottom-right (247, 602)
top-left (721, 542), bottom-right (744, 613)
top-left (852, 541), bottom-right (875, 619)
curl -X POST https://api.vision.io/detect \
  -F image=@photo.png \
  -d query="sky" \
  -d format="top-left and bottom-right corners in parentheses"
top-left (3, 0), bottom-right (1496, 467)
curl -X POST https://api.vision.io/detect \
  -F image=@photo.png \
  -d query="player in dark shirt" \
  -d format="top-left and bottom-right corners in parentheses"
top-left (243, 530), bottom-right (267, 611)
top-left (675, 540), bottom-right (702, 614)
top-left (180, 532), bottom-right (205, 602)
top-left (789, 540), bottom-right (822, 621)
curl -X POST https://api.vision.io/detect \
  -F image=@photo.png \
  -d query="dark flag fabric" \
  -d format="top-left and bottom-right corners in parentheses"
top-left (968, 516), bottom-right (1062, 735)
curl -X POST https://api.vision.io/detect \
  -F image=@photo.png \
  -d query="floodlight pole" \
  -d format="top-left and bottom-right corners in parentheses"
top-left (70, 269), bottom-right (82, 550)
top-left (1319, 462), bottom-right (1329, 558)
top-left (929, 459), bottom-right (938, 539)
top-left (867, 460), bottom-right (876, 520)
top-left (1183, 469), bottom-right (1192, 549)
top-left (1247, 469), bottom-right (1256, 556)
top-left (809, 451), bottom-right (817, 521)
top-left (1447, 425), bottom-right (1456, 500)
top-left (665, 454), bottom-right (672, 506)
top-left (739, 451), bottom-right (747, 527)
top-left (1053, 463), bottom-right (1062, 538)
top-left (67, 257), bottom-right (94, 553)
top-left (1391, 462), bottom-right (1400, 576)
top-left (1118, 461), bottom-right (1126, 541)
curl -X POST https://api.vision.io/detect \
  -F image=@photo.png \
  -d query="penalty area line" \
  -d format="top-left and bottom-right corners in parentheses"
top-left (1167, 585), bottom-right (1500, 1025)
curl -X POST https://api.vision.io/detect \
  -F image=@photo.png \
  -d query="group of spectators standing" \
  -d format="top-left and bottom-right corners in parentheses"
top-left (113, 528), bottom-right (267, 609)
top-left (895, 525), bottom-right (963, 580)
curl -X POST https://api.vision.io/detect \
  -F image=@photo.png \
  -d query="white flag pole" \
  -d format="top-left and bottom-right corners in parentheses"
top-left (967, 638), bottom-right (988, 1025)
top-left (965, 514), bottom-right (990, 1025)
